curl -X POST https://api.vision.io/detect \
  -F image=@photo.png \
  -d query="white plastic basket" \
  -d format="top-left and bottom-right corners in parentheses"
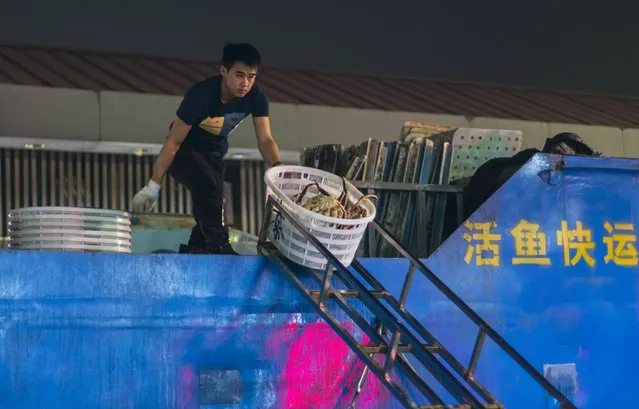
top-left (263, 165), bottom-right (376, 270)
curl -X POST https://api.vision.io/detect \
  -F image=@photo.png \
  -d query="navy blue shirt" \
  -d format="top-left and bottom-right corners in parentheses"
top-left (176, 75), bottom-right (269, 158)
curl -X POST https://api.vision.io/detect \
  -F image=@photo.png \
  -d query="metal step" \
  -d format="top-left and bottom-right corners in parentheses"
top-left (359, 343), bottom-right (443, 354)
top-left (308, 288), bottom-right (393, 300)
top-left (258, 196), bottom-right (576, 409)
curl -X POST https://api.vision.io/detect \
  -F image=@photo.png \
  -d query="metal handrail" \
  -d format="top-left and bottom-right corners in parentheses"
top-left (351, 181), bottom-right (464, 193)
top-left (367, 220), bottom-right (577, 409)
top-left (350, 180), bottom-right (466, 258)
top-left (258, 196), bottom-right (486, 408)
top-left (258, 194), bottom-right (576, 409)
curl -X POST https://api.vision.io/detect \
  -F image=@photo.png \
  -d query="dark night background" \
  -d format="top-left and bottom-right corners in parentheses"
top-left (2, 0), bottom-right (638, 97)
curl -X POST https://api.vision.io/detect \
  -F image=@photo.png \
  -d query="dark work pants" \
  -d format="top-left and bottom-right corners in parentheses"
top-left (168, 143), bottom-right (229, 252)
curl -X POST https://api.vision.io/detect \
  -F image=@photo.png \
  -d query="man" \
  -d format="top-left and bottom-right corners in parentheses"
top-left (131, 43), bottom-right (282, 254)
top-left (462, 132), bottom-right (598, 220)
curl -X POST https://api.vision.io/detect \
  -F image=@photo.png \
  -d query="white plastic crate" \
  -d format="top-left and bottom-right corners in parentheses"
top-left (264, 166), bottom-right (376, 270)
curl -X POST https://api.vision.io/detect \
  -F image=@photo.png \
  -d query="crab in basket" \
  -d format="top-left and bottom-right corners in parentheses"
top-left (289, 178), bottom-right (377, 224)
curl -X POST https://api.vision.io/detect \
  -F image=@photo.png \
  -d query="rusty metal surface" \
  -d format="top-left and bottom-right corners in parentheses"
top-left (2, 44), bottom-right (639, 127)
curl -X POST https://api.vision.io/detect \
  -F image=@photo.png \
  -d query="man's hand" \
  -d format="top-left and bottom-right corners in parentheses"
top-left (253, 116), bottom-right (281, 166)
top-left (132, 180), bottom-right (161, 213)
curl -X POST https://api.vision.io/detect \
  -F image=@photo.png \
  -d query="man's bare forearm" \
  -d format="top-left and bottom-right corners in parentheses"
top-left (151, 138), bottom-right (182, 184)
top-left (258, 138), bottom-right (281, 166)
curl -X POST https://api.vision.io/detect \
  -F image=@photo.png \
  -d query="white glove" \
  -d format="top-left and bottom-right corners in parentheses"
top-left (131, 180), bottom-right (161, 213)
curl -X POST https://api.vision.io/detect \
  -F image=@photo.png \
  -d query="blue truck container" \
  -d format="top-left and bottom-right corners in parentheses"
top-left (0, 153), bottom-right (635, 408)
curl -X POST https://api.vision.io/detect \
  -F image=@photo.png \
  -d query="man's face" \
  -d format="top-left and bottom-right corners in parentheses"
top-left (221, 62), bottom-right (257, 98)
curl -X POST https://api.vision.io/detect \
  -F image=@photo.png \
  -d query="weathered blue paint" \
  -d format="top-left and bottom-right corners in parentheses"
top-left (0, 252), bottom-right (389, 409)
top-left (416, 153), bottom-right (639, 409)
top-left (0, 153), bottom-right (635, 408)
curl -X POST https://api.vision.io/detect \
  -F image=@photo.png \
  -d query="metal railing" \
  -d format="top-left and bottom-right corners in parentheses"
top-left (352, 181), bottom-right (465, 258)
top-left (258, 195), bottom-right (576, 409)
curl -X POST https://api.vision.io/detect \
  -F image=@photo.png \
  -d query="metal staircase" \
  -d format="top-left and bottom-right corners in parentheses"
top-left (257, 196), bottom-right (577, 409)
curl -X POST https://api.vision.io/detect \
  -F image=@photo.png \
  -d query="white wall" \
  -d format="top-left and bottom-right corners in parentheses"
top-left (0, 84), bottom-right (100, 141)
top-left (2, 83), bottom-right (639, 158)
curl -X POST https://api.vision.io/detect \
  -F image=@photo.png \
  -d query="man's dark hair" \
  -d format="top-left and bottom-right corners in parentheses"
top-left (542, 132), bottom-right (599, 156)
top-left (222, 43), bottom-right (262, 69)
